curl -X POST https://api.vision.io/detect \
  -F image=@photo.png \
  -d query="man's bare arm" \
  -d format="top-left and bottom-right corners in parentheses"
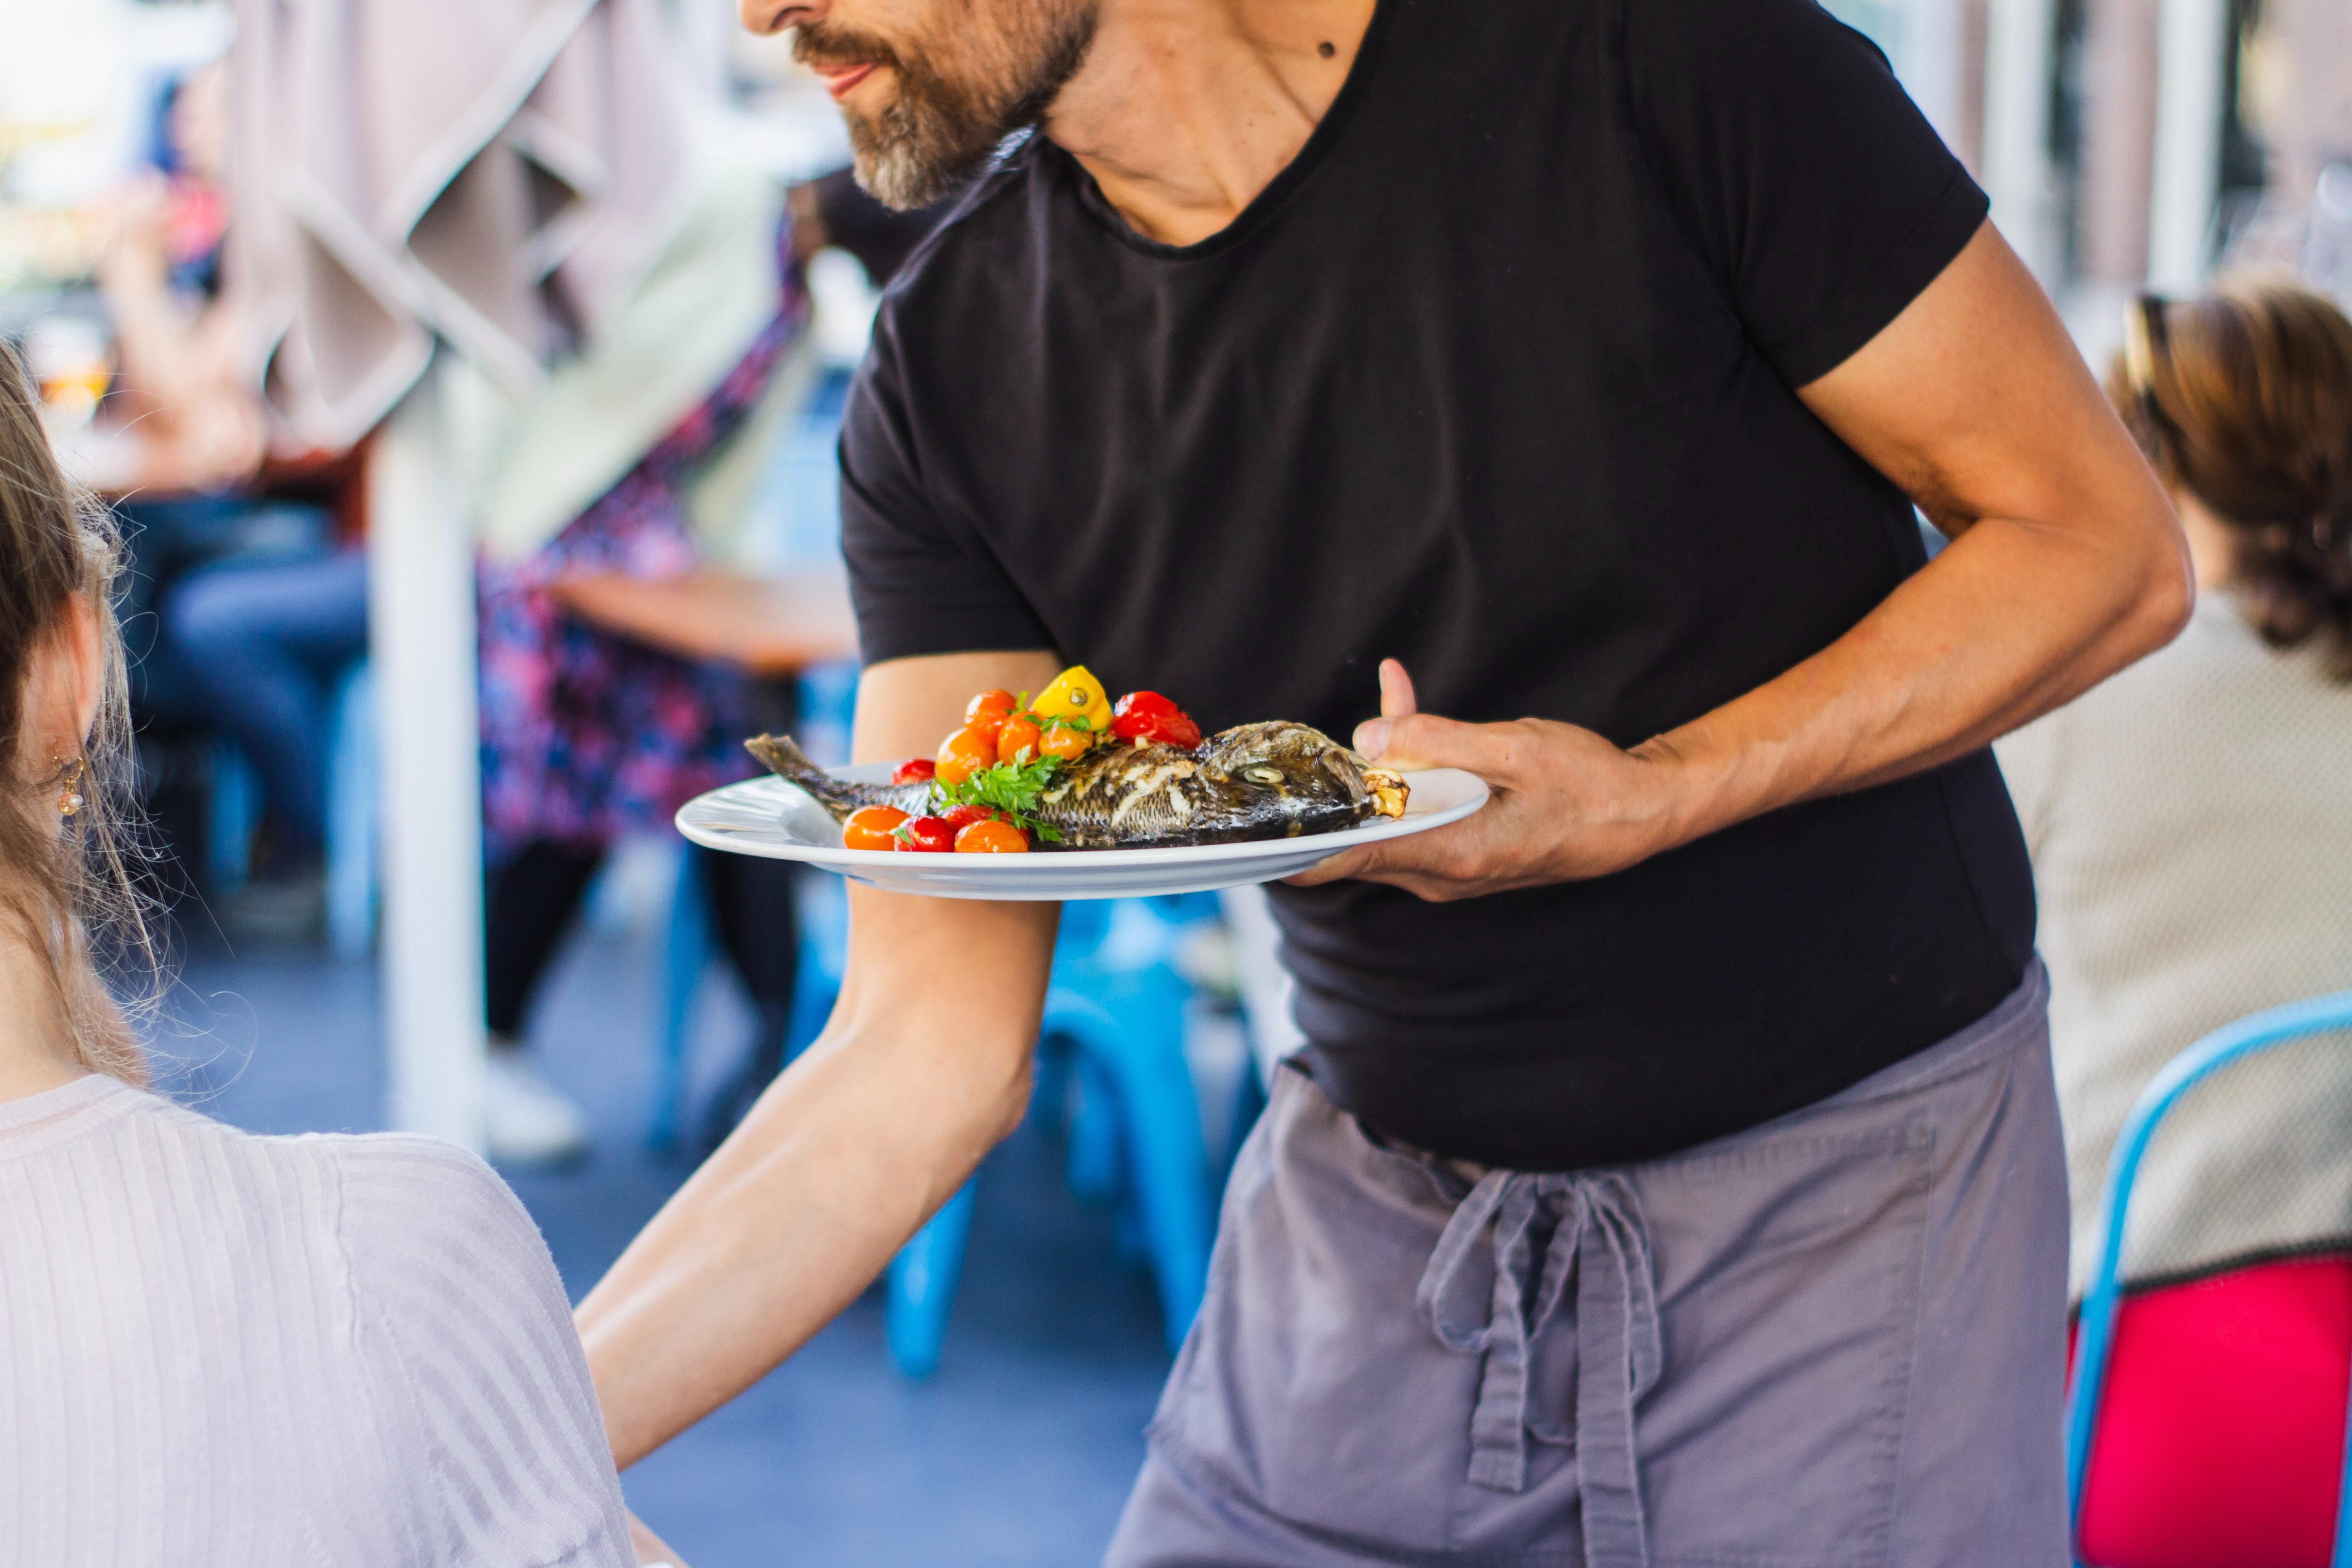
top-left (1297, 221), bottom-right (2193, 899)
top-left (576, 649), bottom-right (1064, 1467)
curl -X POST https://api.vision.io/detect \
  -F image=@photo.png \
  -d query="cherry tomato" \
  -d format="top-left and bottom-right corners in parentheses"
top-left (1039, 724), bottom-right (1094, 762)
top-left (966, 689), bottom-right (1016, 721)
top-left (1111, 691), bottom-right (1202, 749)
top-left (891, 757), bottom-right (937, 785)
top-left (935, 725), bottom-right (997, 785)
top-left (954, 818), bottom-right (1030, 853)
top-left (995, 713), bottom-right (1043, 763)
top-left (895, 815), bottom-right (956, 853)
top-left (843, 805), bottom-right (909, 851)
top-left (940, 804), bottom-right (1003, 832)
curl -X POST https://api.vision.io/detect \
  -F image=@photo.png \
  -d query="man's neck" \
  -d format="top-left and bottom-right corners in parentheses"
top-left (1044, 0), bottom-right (1377, 247)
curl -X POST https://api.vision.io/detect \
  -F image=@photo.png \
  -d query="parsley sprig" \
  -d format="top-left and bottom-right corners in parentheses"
top-left (932, 753), bottom-right (1066, 843)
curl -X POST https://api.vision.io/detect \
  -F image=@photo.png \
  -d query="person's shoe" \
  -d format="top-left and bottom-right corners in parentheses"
top-left (483, 1049), bottom-right (591, 1167)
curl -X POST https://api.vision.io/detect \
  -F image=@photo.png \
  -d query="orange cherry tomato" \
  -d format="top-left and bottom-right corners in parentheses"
top-left (966, 689), bottom-right (1016, 721)
top-left (954, 818), bottom-right (1030, 853)
top-left (995, 713), bottom-right (1043, 763)
top-left (1039, 724), bottom-right (1094, 762)
top-left (935, 725), bottom-right (997, 785)
top-left (843, 805), bottom-right (909, 851)
top-left (896, 815), bottom-right (956, 853)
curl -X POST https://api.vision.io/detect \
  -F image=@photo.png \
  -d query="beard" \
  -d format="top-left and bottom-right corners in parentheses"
top-left (796, 2), bottom-right (1098, 211)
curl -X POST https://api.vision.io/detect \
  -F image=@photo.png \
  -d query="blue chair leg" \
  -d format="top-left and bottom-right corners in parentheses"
top-left (648, 846), bottom-right (712, 1152)
top-left (207, 740), bottom-right (258, 892)
top-left (1046, 977), bottom-right (1215, 1352)
top-left (1065, 1050), bottom-right (1123, 1201)
top-left (325, 661), bottom-right (377, 959)
top-left (887, 1179), bottom-right (978, 1378)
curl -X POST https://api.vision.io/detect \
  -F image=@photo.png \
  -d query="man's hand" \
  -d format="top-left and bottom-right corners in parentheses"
top-left (1292, 660), bottom-right (1691, 898)
top-left (1302, 222), bottom-right (2191, 903)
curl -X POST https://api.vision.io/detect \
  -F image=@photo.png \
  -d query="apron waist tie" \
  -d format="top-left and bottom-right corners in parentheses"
top-left (1416, 1167), bottom-right (1661, 1568)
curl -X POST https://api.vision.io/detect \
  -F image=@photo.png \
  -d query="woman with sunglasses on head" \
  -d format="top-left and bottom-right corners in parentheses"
top-left (1995, 281), bottom-right (2352, 1303)
top-left (0, 346), bottom-right (662, 1564)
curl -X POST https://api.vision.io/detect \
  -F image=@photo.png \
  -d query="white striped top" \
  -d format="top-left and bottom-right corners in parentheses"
top-left (0, 1074), bottom-right (634, 1566)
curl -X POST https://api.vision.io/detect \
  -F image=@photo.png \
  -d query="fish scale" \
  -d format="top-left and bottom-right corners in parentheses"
top-left (745, 721), bottom-right (1408, 850)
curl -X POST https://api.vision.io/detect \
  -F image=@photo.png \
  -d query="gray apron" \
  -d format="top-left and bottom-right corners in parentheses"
top-left (1107, 962), bottom-right (2068, 1568)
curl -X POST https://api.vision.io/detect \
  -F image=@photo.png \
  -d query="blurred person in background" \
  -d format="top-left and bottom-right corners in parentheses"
top-left (1995, 281), bottom-right (2352, 1298)
top-left (476, 176), bottom-right (944, 1166)
top-left (98, 57), bottom-right (369, 936)
top-left (0, 344), bottom-right (657, 1568)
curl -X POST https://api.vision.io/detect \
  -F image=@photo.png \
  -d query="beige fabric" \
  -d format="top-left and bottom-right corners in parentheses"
top-left (454, 140), bottom-right (791, 564)
top-left (1995, 597), bottom-right (2352, 1295)
top-left (231, 0), bottom-right (694, 451)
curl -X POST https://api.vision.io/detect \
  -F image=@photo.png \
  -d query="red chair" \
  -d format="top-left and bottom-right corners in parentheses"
top-left (2065, 994), bottom-right (2352, 1568)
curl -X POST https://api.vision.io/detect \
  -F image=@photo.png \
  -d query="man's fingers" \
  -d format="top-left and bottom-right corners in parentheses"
top-left (1363, 710), bottom-right (1518, 773)
top-left (1379, 658), bottom-right (1417, 718)
top-left (1354, 658), bottom-right (1419, 755)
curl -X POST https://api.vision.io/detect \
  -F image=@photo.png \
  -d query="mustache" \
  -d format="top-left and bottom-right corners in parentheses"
top-left (791, 21), bottom-right (904, 74)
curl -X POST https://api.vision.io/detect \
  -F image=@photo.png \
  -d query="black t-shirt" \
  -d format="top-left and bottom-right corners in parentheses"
top-left (839, 0), bottom-right (2035, 1171)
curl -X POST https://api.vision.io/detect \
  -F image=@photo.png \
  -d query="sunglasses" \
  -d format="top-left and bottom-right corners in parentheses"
top-left (2122, 292), bottom-right (2180, 456)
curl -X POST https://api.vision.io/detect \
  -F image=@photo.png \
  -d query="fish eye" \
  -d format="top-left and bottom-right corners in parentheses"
top-left (1244, 765), bottom-right (1285, 785)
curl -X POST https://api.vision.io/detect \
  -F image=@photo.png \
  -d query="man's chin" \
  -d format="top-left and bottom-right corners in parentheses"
top-left (845, 125), bottom-right (985, 211)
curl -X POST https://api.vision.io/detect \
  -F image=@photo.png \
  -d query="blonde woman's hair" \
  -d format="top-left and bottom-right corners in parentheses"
top-left (0, 340), bottom-right (156, 1083)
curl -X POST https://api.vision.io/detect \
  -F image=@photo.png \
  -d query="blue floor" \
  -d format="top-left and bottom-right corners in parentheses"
top-left (152, 915), bottom-right (1171, 1568)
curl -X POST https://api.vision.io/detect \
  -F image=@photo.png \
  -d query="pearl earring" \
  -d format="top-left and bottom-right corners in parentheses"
top-left (55, 756), bottom-right (85, 818)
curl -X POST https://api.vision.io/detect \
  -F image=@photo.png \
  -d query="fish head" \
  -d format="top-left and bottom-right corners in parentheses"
top-left (1196, 722), bottom-right (1373, 810)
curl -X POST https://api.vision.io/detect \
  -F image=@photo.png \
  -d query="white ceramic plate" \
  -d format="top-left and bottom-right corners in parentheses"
top-left (676, 763), bottom-right (1490, 900)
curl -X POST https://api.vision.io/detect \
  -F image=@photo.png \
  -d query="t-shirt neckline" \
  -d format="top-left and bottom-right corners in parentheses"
top-left (1053, 0), bottom-right (1396, 261)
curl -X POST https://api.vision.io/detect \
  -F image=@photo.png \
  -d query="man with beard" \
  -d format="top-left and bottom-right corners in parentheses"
top-left (576, 0), bottom-right (2190, 1561)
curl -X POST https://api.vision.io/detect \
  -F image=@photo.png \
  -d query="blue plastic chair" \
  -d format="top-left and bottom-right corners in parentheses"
top-left (324, 661), bottom-right (377, 958)
top-left (205, 658), bottom-right (377, 959)
top-left (648, 662), bottom-right (857, 1149)
top-left (2064, 990), bottom-right (2352, 1568)
top-left (886, 897), bottom-right (1217, 1376)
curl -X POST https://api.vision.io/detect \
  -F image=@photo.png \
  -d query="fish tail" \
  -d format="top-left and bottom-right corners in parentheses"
top-left (745, 734), bottom-right (864, 822)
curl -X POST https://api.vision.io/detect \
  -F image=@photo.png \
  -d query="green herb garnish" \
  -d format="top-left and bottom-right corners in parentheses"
top-left (932, 754), bottom-right (1065, 843)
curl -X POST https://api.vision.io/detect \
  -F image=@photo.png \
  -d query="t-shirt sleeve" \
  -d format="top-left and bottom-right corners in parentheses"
top-left (331, 1135), bottom-right (634, 1568)
top-left (1618, 0), bottom-right (1989, 387)
top-left (838, 309), bottom-right (1057, 665)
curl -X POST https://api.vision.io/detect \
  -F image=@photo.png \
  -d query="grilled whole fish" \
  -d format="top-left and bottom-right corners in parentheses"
top-left (745, 721), bottom-right (1409, 850)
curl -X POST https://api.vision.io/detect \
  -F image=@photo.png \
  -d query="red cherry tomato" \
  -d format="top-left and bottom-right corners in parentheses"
top-left (843, 805), bottom-right (909, 851)
top-left (954, 819), bottom-right (1030, 853)
top-left (940, 804), bottom-right (1003, 832)
top-left (935, 725), bottom-right (997, 785)
top-left (891, 757), bottom-right (937, 785)
top-left (895, 815), bottom-right (956, 853)
top-left (1111, 691), bottom-right (1202, 749)
top-left (995, 713), bottom-right (1043, 763)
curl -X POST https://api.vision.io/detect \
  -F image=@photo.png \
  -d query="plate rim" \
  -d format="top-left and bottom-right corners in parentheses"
top-left (676, 764), bottom-right (1489, 869)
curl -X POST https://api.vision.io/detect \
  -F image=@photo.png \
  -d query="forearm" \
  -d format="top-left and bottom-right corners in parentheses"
top-left (576, 946), bottom-right (1044, 1465)
top-left (1638, 498), bottom-right (2189, 847)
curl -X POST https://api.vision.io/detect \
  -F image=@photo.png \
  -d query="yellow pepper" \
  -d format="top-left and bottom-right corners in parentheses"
top-left (1030, 666), bottom-right (1110, 738)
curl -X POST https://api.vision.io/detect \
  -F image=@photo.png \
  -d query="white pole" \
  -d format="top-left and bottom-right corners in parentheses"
top-left (2146, 0), bottom-right (2231, 292)
top-left (368, 355), bottom-right (488, 1152)
top-left (1983, 0), bottom-right (2059, 283)
top-left (1902, 0), bottom-right (1969, 155)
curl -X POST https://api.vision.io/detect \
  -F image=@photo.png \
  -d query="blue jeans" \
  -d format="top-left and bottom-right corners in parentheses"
top-left (166, 549), bottom-right (369, 860)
